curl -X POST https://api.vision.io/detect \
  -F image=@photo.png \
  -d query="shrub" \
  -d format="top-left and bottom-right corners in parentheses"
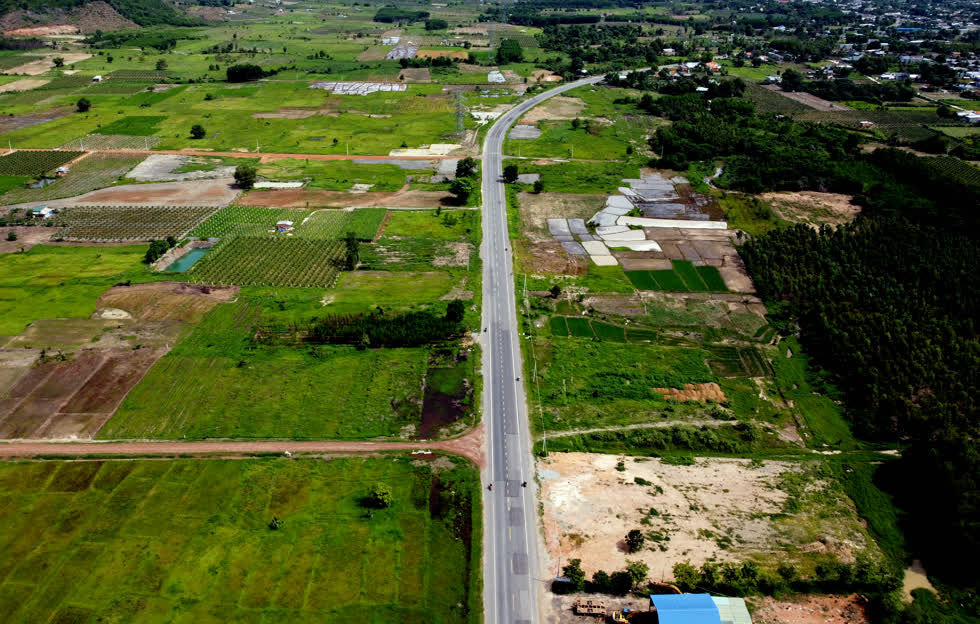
top-left (369, 482), bottom-right (392, 508)
top-left (234, 164), bottom-right (257, 190)
top-left (503, 164), bottom-right (519, 183)
top-left (76, 98), bottom-right (91, 113)
top-left (226, 63), bottom-right (265, 82)
top-left (626, 529), bottom-right (645, 553)
top-left (190, 124), bottom-right (206, 139)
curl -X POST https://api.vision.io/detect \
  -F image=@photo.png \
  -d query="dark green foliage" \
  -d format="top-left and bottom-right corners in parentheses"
top-left (780, 68), bottom-right (805, 92)
top-left (233, 164), bottom-right (256, 190)
top-left (625, 529), bottom-right (644, 553)
top-left (650, 269), bottom-right (686, 292)
top-left (625, 270), bottom-right (658, 290)
top-left (0, 151), bottom-right (84, 176)
top-left (609, 570), bottom-right (634, 595)
top-left (445, 299), bottom-right (465, 324)
top-left (94, 116), bottom-right (165, 136)
top-left (425, 18), bottom-right (448, 30)
top-left (696, 266), bottom-right (728, 292)
top-left (368, 482), bottom-right (392, 508)
top-left (503, 164), bottom-right (519, 183)
top-left (308, 308), bottom-right (463, 348)
top-left (190, 124), bottom-right (206, 139)
top-left (0, 0), bottom-right (202, 26)
top-left (143, 239), bottom-right (172, 264)
top-left (449, 177), bottom-right (474, 204)
top-left (538, 423), bottom-right (780, 456)
top-left (76, 97), bottom-right (90, 113)
top-left (590, 570), bottom-right (612, 593)
top-left (565, 317), bottom-right (592, 338)
top-left (342, 232), bottom-right (359, 270)
top-left (226, 63), bottom-right (265, 83)
top-left (373, 6), bottom-right (430, 23)
top-left (671, 260), bottom-right (709, 292)
top-left (804, 78), bottom-right (915, 104)
top-left (549, 316), bottom-right (569, 337)
top-left (455, 157), bottom-right (478, 179)
top-left (497, 39), bottom-right (524, 64)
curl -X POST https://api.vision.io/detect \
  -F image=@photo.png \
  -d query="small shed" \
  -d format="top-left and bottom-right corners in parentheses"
top-left (275, 220), bottom-right (294, 232)
top-left (56, 166), bottom-right (70, 176)
top-left (649, 594), bottom-right (720, 624)
top-left (32, 206), bottom-right (54, 219)
top-left (92, 75), bottom-right (103, 82)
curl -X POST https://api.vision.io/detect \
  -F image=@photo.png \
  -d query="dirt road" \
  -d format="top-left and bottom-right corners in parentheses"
top-left (0, 423), bottom-right (486, 466)
top-left (0, 148), bottom-right (459, 161)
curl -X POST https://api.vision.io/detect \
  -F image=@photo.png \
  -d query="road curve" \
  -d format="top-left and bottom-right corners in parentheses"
top-left (480, 74), bottom-right (604, 624)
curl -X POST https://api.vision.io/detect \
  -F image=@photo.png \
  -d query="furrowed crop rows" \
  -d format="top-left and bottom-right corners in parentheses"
top-left (56, 205), bottom-right (220, 241)
top-left (796, 109), bottom-right (941, 142)
top-left (0, 154), bottom-right (144, 205)
top-left (191, 206), bottom-right (312, 238)
top-left (107, 69), bottom-right (172, 82)
top-left (59, 134), bottom-right (161, 150)
top-left (925, 156), bottom-right (980, 187)
top-left (0, 150), bottom-right (83, 176)
top-left (188, 236), bottom-right (347, 287)
top-left (191, 206), bottom-right (385, 240)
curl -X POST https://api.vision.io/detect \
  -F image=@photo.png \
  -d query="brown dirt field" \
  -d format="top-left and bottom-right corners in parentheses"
top-left (356, 47), bottom-right (389, 62)
top-left (653, 382), bottom-right (726, 403)
top-left (67, 179), bottom-right (239, 207)
top-left (4, 25), bottom-right (78, 36)
top-left (0, 107), bottom-right (72, 134)
top-left (617, 257), bottom-right (671, 271)
top-left (251, 108), bottom-right (319, 119)
top-left (416, 49), bottom-right (468, 60)
top-left (538, 454), bottom-right (868, 582)
top-left (459, 63), bottom-right (494, 74)
top-left (517, 191), bottom-right (606, 239)
top-left (532, 70), bottom-right (563, 83)
top-left (0, 78), bottom-right (49, 93)
top-left (0, 346), bottom-right (167, 439)
top-left (0, 226), bottom-right (54, 252)
top-left (452, 26), bottom-right (489, 35)
top-left (96, 282), bottom-right (238, 323)
top-left (240, 188), bottom-right (452, 208)
top-left (760, 191), bottom-right (860, 228)
top-left (398, 67), bottom-right (431, 83)
top-left (520, 96), bottom-right (585, 123)
top-left (4, 53), bottom-right (91, 76)
top-left (519, 239), bottom-right (586, 275)
top-left (749, 594), bottom-right (869, 624)
top-left (762, 85), bottom-right (850, 112)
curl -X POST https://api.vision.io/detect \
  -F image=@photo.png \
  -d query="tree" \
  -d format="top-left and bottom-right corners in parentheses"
top-left (190, 124), bottom-right (206, 139)
top-left (549, 284), bottom-right (561, 299)
top-left (503, 164), bottom-right (519, 183)
top-left (445, 299), bottom-right (465, 324)
top-left (425, 18), bottom-right (448, 30)
top-left (625, 559), bottom-right (649, 585)
top-left (52, 57), bottom-right (64, 68)
top-left (625, 529), bottom-right (645, 553)
top-left (455, 156), bottom-right (478, 179)
top-left (234, 164), bottom-right (257, 190)
top-left (369, 483), bottom-right (392, 508)
top-left (610, 570), bottom-right (633, 595)
top-left (497, 38), bottom-right (524, 64)
top-left (562, 558), bottom-right (586, 591)
top-left (226, 63), bottom-right (265, 82)
top-left (76, 98), bottom-right (91, 113)
top-left (533, 179), bottom-right (544, 194)
top-left (571, 117), bottom-right (581, 130)
top-left (590, 570), bottom-right (612, 593)
top-left (449, 177), bottom-right (474, 204)
top-left (342, 232), bottom-right (359, 270)
top-left (6, 231), bottom-right (16, 242)
top-left (155, 59), bottom-right (168, 71)
top-left (780, 69), bottom-right (804, 92)
top-left (144, 239), bottom-right (169, 264)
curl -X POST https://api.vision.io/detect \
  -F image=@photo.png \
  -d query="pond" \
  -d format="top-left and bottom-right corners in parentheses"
top-left (165, 248), bottom-right (209, 273)
top-left (30, 178), bottom-right (56, 188)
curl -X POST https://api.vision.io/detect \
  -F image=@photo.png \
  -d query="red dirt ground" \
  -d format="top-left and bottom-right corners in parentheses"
top-left (239, 188), bottom-right (452, 208)
top-left (750, 594), bottom-right (869, 624)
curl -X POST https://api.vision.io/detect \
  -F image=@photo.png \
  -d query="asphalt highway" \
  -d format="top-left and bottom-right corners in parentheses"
top-left (480, 74), bottom-right (605, 624)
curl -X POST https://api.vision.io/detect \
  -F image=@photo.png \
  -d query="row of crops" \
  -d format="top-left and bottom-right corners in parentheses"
top-left (549, 316), bottom-right (658, 342)
top-left (924, 156), bottom-right (980, 187)
top-left (191, 206), bottom-right (386, 241)
top-left (58, 134), bottom-right (161, 151)
top-left (56, 205), bottom-right (220, 241)
top-left (0, 150), bottom-right (83, 176)
top-left (187, 237), bottom-right (348, 287)
top-left (0, 154), bottom-right (144, 205)
top-left (625, 260), bottom-right (728, 293)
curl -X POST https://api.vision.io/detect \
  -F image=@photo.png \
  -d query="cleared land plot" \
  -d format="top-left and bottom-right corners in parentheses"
top-left (56, 205), bottom-right (220, 241)
top-left (0, 107), bottom-right (73, 135)
top-left (240, 188), bottom-right (450, 209)
top-left (760, 191), bottom-right (860, 228)
top-left (66, 179), bottom-right (239, 207)
top-left (519, 96), bottom-right (586, 123)
top-left (0, 79), bottom-right (48, 93)
top-left (2, 53), bottom-right (91, 75)
top-left (187, 237), bottom-right (347, 288)
top-left (539, 453), bottom-right (881, 580)
top-left (0, 153), bottom-right (144, 206)
top-left (96, 282), bottom-right (239, 323)
top-left (762, 84), bottom-right (848, 112)
top-left (0, 457), bottom-right (479, 623)
top-left (517, 191), bottom-right (606, 239)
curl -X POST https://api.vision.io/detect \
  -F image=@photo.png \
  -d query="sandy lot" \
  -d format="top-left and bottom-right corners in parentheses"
top-left (760, 191), bottom-right (860, 228)
top-left (61, 179), bottom-right (239, 207)
top-left (398, 67), bottom-right (431, 83)
top-left (96, 282), bottom-right (238, 323)
top-left (0, 107), bottom-right (73, 134)
top-left (240, 187), bottom-right (451, 208)
top-left (356, 47), bottom-right (389, 61)
top-left (0, 226), bottom-right (54, 252)
top-left (518, 191), bottom-right (606, 239)
top-left (763, 85), bottom-right (850, 112)
top-left (749, 594), bottom-right (869, 624)
top-left (520, 96), bottom-right (586, 123)
top-left (4, 25), bottom-right (79, 36)
top-left (4, 53), bottom-right (91, 75)
top-left (538, 453), bottom-right (873, 581)
top-left (416, 49), bottom-right (468, 60)
top-left (0, 78), bottom-right (49, 93)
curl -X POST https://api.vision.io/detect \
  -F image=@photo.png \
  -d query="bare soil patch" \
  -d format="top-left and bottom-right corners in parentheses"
top-left (520, 239), bottom-right (587, 274)
top-left (240, 188), bottom-right (451, 208)
top-left (356, 47), bottom-right (389, 61)
top-left (538, 453), bottom-right (873, 582)
top-left (0, 78), bottom-right (48, 93)
top-left (518, 191), bottom-right (606, 239)
top-left (61, 179), bottom-right (239, 207)
top-left (760, 191), bottom-right (860, 228)
top-left (398, 67), bottom-right (431, 83)
top-left (653, 382), bottom-right (725, 403)
top-left (433, 241), bottom-right (473, 267)
top-left (4, 52), bottom-right (91, 75)
top-left (0, 226), bottom-right (54, 252)
top-left (97, 282), bottom-right (238, 323)
top-left (532, 70), bottom-right (564, 83)
top-left (4, 25), bottom-right (78, 36)
top-left (416, 49), bottom-right (468, 60)
top-left (459, 63), bottom-right (493, 74)
top-left (0, 107), bottom-right (73, 134)
top-left (749, 594), bottom-right (868, 624)
top-left (520, 96), bottom-right (586, 123)
top-left (763, 85), bottom-right (850, 112)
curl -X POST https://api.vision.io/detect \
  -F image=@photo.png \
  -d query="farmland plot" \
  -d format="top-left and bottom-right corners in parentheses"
top-left (56, 205), bottom-right (220, 241)
top-left (0, 150), bottom-right (83, 176)
top-left (0, 154), bottom-right (144, 206)
top-left (187, 237), bottom-right (348, 287)
top-left (0, 457), bottom-right (480, 623)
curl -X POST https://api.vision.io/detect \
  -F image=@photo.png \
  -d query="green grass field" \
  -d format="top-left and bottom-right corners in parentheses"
top-left (0, 245), bottom-right (149, 336)
top-left (626, 261), bottom-right (727, 293)
top-left (257, 159), bottom-right (408, 192)
top-left (0, 457), bottom-right (480, 623)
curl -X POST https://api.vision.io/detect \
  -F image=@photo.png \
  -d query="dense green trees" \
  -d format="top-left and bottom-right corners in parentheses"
top-left (226, 63), bottom-right (265, 83)
top-left (233, 165), bottom-right (256, 190)
top-left (308, 302), bottom-right (466, 348)
top-left (497, 39), bottom-right (524, 64)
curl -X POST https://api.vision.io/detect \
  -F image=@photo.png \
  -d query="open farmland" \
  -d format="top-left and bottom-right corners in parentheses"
top-left (0, 151), bottom-right (83, 176)
top-left (0, 457), bottom-right (480, 624)
top-left (56, 205), bottom-right (220, 241)
top-left (188, 237), bottom-right (347, 287)
top-left (0, 154), bottom-right (144, 206)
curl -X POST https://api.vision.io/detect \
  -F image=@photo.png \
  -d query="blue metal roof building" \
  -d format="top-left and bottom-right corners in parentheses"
top-left (649, 594), bottom-right (720, 624)
top-left (649, 594), bottom-right (753, 624)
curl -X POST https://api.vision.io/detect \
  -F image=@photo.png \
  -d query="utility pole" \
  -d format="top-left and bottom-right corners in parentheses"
top-left (454, 91), bottom-right (465, 138)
